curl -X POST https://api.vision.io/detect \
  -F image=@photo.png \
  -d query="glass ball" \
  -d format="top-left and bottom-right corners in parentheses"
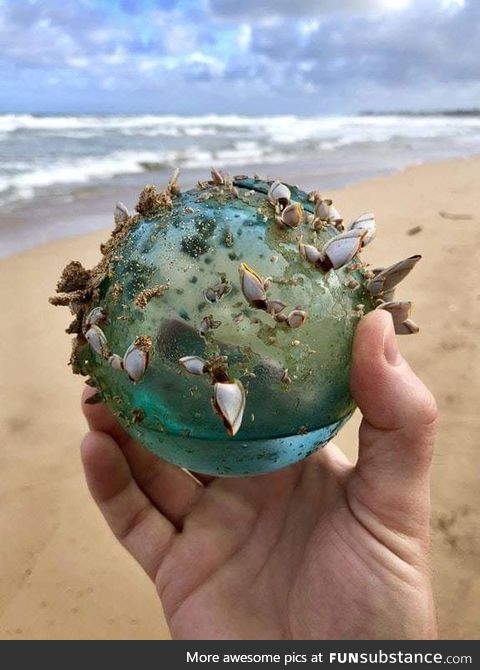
top-left (59, 175), bottom-right (380, 476)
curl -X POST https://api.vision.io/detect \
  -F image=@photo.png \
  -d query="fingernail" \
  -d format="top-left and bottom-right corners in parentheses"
top-left (383, 315), bottom-right (402, 366)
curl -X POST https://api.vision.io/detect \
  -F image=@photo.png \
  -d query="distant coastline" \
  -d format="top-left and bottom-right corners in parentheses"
top-left (362, 109), bottom-right (480, 117)
top-left (3, 109), bottom-right (480, 118)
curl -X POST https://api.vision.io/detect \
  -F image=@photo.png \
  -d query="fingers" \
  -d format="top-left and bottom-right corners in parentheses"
top-left (82, 387), bottom-right (204, 527)
top-left (82, 386), bottom-right (133, 448)
top-left (81, 430), bottom-right (176, 580)
top-left (349, 310), bottom-right (438, 535)
top-left (313, 440), bottom-right (353, 475)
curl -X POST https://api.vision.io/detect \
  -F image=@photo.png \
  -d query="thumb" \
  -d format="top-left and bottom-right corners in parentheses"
top-left (349, 310), bottom-right (438, 536)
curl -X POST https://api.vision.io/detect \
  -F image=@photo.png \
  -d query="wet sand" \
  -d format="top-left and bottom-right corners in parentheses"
top-left (0, 156), bottom-right (479, 639)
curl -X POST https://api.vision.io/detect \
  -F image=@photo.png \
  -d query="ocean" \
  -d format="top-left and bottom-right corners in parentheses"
top-left (1, 113), bottom-right (479, 256)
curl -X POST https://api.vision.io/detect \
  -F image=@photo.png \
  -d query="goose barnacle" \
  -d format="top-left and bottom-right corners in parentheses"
top-left (382, 289), bottom-right (396, 303)
top-left (377, 301), bottom-right (419, 335)
top-left (85, 306), bottom-right (107, 328)
top-left (211, 167), bottom-right (224, 185)
top-left (299, 237), bottom-right (322, 265)
top-left (319, 229), bottom-right (367, 272)
top-left (123, 336), bottom-right (151, 382)
top-left (394, 318), bottom-right (420, 335)
top-left (108, 354), bottom-right (123, 371)
top-left (239, 262), bottom-right (269, 309)
top-left (268, 180), bottom-right (291, 209)
top-left (308, 190), bottom-right (322, 203)
top-left (314, 198), bottom-right (333, 221)
top-left (114, 201), bottom-right (130, 225)
top-left (266, 299), bottom-right (287, 316)
top-left (204, 280), bottom-right (231, 303)
top-left (327, 206), bottom-right (343, 226)
top-left (314, 198), bottom-right (343, 225)
top-left (85, 325), bottom-right (109, 358)
top-left (179, 356), bottom-right (207, 376)
top-left (276, 202), bottom-right (303, 228)
top-left (199, 315), bottom-right (221, 336)
top-left (211, 379), bottom-right (246, 437)
top-left (286, 309), bottom-right (307, 329)
top-left (349, 213), bottom-right (376, 247)
top-left (367, 255), bottom-right (422, 296)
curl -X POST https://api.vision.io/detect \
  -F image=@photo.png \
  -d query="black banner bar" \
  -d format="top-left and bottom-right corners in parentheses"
top-left (1, 640), bottom-right (478, 669)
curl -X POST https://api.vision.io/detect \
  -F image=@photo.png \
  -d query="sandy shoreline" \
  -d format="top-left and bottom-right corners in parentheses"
top-left (0, 155), bottom-right (430, 259)
top-left (1, 156), bottom-right (479, 639)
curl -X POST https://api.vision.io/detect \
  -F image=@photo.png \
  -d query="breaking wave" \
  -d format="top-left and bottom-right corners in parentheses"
top-left (1, 113), bottom-right (480, 207)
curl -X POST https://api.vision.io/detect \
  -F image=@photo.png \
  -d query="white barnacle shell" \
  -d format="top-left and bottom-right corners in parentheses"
top-left (314, 198), bottom-right (332, 221)
top-left (321, 229), bottom-right (366, 270)
top-left (212, 380), bottom-right (246, 437)
top-left (114, 201), bottom-right (130, 225)
top-left (349, 212), bottom-right (376, 246)
top-left (239, 262), bottom-right (267, 307)
top-left (268, 180), bottom-right (291, 207)
top-left (278, 202), bottom-right (303, 228)
top-left (286, 309), bottom-right (307, 329)
top-left (179, 355), bottom-right (207, 376)
top-left (123, 342), bottom-right (149, 382)
top-left (85, 325), bottom-right (109, 358)
top-left (367, 255), bottom-right (421, 296)
top-left (86, 306), bottom-right (107, 328)
top-left (327, 205), bottom-right (343, 224)
top-left (299, 237), bottom-right (322, 264)
top-left (108, 354), bottom-right (123, 371)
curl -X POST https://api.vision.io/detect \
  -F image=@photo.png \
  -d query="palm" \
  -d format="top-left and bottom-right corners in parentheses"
top-left (157, 452), bottom-right (432, 640)
top-left (81, 312), bottom-right (437, 640)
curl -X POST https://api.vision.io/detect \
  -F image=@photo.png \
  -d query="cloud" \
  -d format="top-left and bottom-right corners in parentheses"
top-left (233, 0), bottom-right (480, 100)
top-left (0, 0), bottom-right (478, 114)
top-left (209, 0), bottom-right (411, 18)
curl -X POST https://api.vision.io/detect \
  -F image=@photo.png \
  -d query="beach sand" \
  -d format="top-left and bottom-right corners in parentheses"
top-left (1, 157), bottom-right (479, 640)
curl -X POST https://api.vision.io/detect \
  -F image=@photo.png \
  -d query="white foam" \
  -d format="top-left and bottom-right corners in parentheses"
top-left (0, 143), bottom-right (282, 206)
top-left (0, 150), bottom-right (159, 205)
top-left (2, 112), bottom-right (479, 140)
top-left (1, 113), bottom-right (480, 207)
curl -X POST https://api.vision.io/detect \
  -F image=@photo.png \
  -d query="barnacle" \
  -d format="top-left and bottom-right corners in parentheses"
top-left (51, 171), bottom-right (420, 476)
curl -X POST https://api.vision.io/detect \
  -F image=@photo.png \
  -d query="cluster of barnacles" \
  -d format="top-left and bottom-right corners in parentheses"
top-left (177, 256), bottom-right (307, 438)
top-left (269, 179), bottom-right (420, 334)
top-left (239, 261), bottom-right (307, 329)
top-left (68, 171), bottom-right (422, 440)
top-left (197, 168), bottom-right (240, 198)
top-left (268, 180), bottom-right (374, 273)
top-left (309, 192), bottom-right (344, 231)
top-left (179, 355), bottom-right (245, 436)
top-left (368, 257), bottom-right (421, 334)
top-left (83, 307), bottom-right (152, 383)
top-left (268, 181), bottom-right (304, 229)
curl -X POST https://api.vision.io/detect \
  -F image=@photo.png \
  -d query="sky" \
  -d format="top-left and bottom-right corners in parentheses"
top-left (0, 0), bottom-right (478, 115)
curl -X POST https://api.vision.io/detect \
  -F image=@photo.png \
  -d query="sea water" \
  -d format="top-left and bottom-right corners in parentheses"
top-left (1, 113), bottom-right (479, 256)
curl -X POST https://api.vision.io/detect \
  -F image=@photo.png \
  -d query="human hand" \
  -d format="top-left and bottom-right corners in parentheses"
top-left (80, 310), bottom-right (438, 640)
